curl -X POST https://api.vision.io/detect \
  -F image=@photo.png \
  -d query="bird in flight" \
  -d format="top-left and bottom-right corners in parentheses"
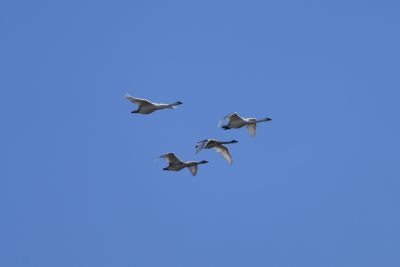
top-left (160, 152), bottom-right (208, 176)
top-left (219, 112), bottom-right (271, 137)
top-left (195, 139), bottom-right (238, 164)
top-left (125, 93), bottom-right (182, 114)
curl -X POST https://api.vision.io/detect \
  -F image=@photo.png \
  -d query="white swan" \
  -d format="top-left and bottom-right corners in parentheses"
top-left (219, 112), bottom-right (271, 137)
top-left (125, 93), bottom-right (182, 114)
top-left (160, 153), bottom-right (208, 176)
top-left (195, 139), bottom-right (238, 164)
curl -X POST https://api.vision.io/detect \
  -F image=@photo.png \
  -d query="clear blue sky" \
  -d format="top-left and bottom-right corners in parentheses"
top-left (2, 1), bottom-right (400, 266)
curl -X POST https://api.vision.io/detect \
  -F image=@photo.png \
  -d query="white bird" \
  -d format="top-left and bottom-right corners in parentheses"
top-left (125, 93), bottom-right (183, 114)
top-left (160, 153), bottom-right (208, 176)
top-left (195, 139), bottom-right (238, 164)
top-left (219, 112), bottom-right (271, 137)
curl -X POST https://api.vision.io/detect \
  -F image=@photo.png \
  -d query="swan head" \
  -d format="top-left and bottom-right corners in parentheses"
top-left (231, 140), bottom-right (239, 143)
top-left (175, 101), bottom-right (183, 105)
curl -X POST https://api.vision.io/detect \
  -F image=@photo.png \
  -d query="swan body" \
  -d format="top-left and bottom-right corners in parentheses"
top-left (195, 139), bottom-right (238, 164)
top-left (219, 112), bottom-right (271, 137)
top-left (125, 93), bottom-right (182, 114)
top-left (160, 153), bottom-right (208, 176)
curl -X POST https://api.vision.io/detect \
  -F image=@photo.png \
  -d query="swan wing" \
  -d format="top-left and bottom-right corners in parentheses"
top-left (246, 123), bottom-right (257, 137)
top-left (125, 93), bottom-right (153, 107)
top-left (218, 112), bottom-right (245, 127)
top-left (227, 112), bottom-right (245, 123)
top-left (195, 139), bottom-right (209, 154)
top-left (160, 153), bottom-right (184, 165)
top-left (215, 144), bottom-right (233, 164)
top-left (188, 165), bottom-right (198, 176)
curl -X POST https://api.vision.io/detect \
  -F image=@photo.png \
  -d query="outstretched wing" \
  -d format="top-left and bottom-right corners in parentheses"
top-left (226, 112), bottom-right (245, 123)
top-left (218, 112), bottom-right (245, 127)
top-left (215, 144), bottom-right (233, 164)
top-left (125, 93), bottom-right (153, 107)
top-left (246, 123), bottom-right (257, 137)
top-left (160, 153), bottom-right (183, 165)
top-left (188, 165), bottom-right (198, 176)
top-left (195, 139), bottom-right (209, 154)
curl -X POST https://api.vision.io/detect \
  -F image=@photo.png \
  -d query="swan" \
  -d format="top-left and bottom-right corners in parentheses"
top-left (160, 153), bottom-right (208, 176)
top-left (219, 112), bottom-right (271, 137)
top-left (195, 139), bottom-right (238, 164)
top-left (125, 93), bottom-right (182, 114)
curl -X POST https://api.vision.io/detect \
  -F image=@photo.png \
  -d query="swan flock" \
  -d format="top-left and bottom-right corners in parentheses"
top-left (126, 93), bottom-right (272, 176)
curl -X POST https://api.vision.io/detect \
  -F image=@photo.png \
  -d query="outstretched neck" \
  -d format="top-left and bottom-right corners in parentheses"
top-left (220, 140), bottom-right (239, 144)
top-left (256, 117), bottom-right (272, 123)
top-left (165, 101), bottom-right (183, 109)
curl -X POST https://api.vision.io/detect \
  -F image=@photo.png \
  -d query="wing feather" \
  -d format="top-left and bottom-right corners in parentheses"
top-left (215, 145), bottom-right (233, 164)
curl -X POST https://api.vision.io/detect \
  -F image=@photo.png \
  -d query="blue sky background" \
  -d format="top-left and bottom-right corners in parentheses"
top-left (2, 0), bottom-right (400, 266)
